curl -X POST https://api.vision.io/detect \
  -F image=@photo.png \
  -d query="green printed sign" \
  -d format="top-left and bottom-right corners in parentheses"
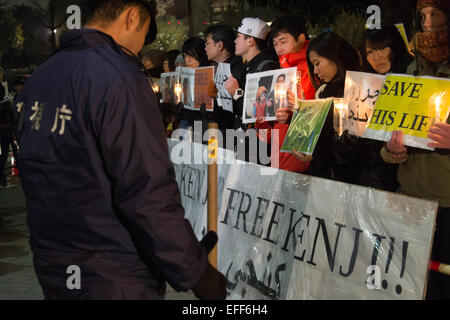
top-left (281, 98), bottom-right (333, 155)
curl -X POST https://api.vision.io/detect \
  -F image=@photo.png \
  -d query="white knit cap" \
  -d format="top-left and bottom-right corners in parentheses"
top-left (237, 17), bottom-right (271, 40)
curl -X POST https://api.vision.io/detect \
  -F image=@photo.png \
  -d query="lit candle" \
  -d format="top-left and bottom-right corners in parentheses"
top-left (275, 83), bottom-right (287, 110)
top-left (435, 94), bottom-right (442, 124)
top-left (334, 98), bottom-right (349, 136)
top-left (174, 83), bottom-right (182, 104)
top-left (152, 83), bottom-right (160, 93)
top-left (279, 88), bottom-right (287, 109)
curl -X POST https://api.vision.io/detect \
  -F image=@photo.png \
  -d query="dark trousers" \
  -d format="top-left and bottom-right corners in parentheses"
top-left (426, 207), bottom-right (450, 299)
top-left (0, 127), bottom-right (12, 185)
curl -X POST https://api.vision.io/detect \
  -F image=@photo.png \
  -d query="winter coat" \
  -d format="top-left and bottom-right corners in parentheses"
top-left (278, 41), bottom-right (316, 100)
top-left (13, 29), bottom-right (208, 299)
top-left (309, 78), bottom-right (359, 183)
top-left (391, 53), bottom-right (450, 206)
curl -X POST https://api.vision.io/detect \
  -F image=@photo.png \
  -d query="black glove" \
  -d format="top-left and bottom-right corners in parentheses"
top-left (192, 262), bottom-right (227, 300)
top-left (200, 231), bottom-right (218, 254)
top-left (192, 231), bottom-right (226, 300)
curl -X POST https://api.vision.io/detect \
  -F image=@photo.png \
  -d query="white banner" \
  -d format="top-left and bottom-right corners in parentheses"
top-left (168, 139), bottom-right (233, 239)
top-left (214, 63), bottom-right (233, 113)
top-left (168, 140), bottom-right (437, 300)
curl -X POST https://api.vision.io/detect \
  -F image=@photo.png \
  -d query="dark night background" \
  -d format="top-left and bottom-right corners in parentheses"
top-left (0, 0), bottom-right (419, 82)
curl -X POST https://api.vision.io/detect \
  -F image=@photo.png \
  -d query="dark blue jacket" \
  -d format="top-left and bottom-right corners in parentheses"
top-left (14, 29), bottom-right (207, 299)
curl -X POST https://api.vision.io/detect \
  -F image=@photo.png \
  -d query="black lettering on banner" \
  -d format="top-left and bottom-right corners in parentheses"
top-left (381, 80), bottom-right (391, 95)
top-left (371, 234), bottom-right (386, 265)
top-left (387, 82), bottom-right (399, 96)
top-left (263, 201), bottom-right (285, 245)
top-left (250, 197), bottom-right (270, 238)
top-left (386, 111), bottom-right (396, 126)
top-left (234, 192), bottom-right (252, 233)
top-left (408, 83), bottom-right (423, 98)
top-left (409, 114), bottom-right (420, 131)
top-left (307, 219), bottom-right (345, 272)
top-left (282, 210), bottom-right (311, 262)
top-left (416, 116), bottom-right (429, 132)
top-left (220, 188), bottom-right (240, 225)
top-left (339, 228), bottom-right (364, 277)
top-left (187, 168), bottom-right (196, 199)
top-left (398, 113), bottom-right (409, 128)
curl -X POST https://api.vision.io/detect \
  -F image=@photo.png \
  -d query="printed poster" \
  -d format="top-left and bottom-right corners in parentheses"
top-left (364, 74), bottom-right (450, 150)
top-left (214, 63), bottom-right (233, 113)
top-left (280, 98), bottom-right (333, 155)
top-left (194, 66), bottom-right (215, 112)
top-left (343, 71), bottom-right (385, 137)
top-left (242, 67), bottom-right (298, 124)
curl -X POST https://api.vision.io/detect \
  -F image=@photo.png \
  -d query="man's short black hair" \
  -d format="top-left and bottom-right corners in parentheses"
top-left (270, 15), bottom-right (308, 41)
top-left (204, 25), bottom-right (236, 55)
top-left (84, 0), bottom-right (157, 44)
top-left (243, 35), bottom-right (268, 51)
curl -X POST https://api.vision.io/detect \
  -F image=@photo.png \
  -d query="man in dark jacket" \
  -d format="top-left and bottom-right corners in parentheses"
top-left (204, 24), bottom-right (246, 152)
top-left (13, 0), bottom-right (226, 300)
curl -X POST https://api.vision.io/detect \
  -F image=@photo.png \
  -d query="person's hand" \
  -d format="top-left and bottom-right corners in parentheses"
top-left (287, 89), bottom-right (296, 110)
top-left (386, 130), bottom-right (408, 159)
top-left (292, 150), bottom-right (313, 162)
top-left (200, 231), bottom-right (218, 254)
top-left (276, 108), bottom-right (292, 124)
top-left (208, 81), bottom-right (218, 99)
top-left (225, 76), bottom-right (239, 96)
top-left (256, 116), bottom-right (266, 126)
top-left (427, 122), bottom-right (450, 149)
top-left (192, 231), bottom-right (226, 300)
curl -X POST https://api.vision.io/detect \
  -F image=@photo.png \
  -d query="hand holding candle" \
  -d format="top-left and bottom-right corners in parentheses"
top-left (430, 91), bottom-right (448, 125)
top-left (152, 82), bottom-right (160, 94)
top-left (333, 98), bottom-right (349, 137)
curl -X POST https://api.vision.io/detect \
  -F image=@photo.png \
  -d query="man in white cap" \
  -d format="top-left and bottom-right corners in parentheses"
top-left (224, 17), bottom-right (279, 164)
top-left (225, 17), bottom-right (279, 100)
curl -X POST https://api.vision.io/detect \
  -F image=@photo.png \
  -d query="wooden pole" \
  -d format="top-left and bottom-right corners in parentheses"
top-left (207, 122), bottom-right (218, 268)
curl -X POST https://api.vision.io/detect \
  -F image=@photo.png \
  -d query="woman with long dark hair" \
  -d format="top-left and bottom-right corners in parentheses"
top-left (178, 37), bottom-right (212, 132)
top-left (353, 25), bottom-right (415, 192)
top-left (181, 37), bottom-right (211, 68)
top-left (361, 24), bottom-right (414, 74)
top-left (294, 31), bottom-right (360, 182)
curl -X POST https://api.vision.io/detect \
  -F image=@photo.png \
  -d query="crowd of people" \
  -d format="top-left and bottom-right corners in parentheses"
top-left (143, 0), bottom-right (449, 299)
top-left (2, 0), bottom-right (449, 300)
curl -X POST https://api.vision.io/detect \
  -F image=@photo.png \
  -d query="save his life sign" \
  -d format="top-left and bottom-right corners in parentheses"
top-left (364, 74), bottom-right (450, 150)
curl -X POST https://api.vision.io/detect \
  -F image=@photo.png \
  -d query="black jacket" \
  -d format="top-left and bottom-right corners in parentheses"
top-left (245, 48), bottom-right (280, 74)
top-left (13, 29), bottom-right (208, 299)
top-left (309, 78), bottom-right (358, 183)
top-left (310, 77), bottom-right (398, 191)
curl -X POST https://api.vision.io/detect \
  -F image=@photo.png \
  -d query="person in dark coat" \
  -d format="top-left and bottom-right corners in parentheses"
top-left (356, 24), bottom-right (414, 192)
top-left (204, 24), bottom-right (246, 150)
top-left (297, 31), bottom-right (361, 183)
top-left (13, 0), bottom-right (226, 300)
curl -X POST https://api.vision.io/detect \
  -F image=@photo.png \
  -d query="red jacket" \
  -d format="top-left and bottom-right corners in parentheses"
top-left (279, 41), bottom-right (316, 100)
top-left (255, 119), bottom-right (310, 173)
